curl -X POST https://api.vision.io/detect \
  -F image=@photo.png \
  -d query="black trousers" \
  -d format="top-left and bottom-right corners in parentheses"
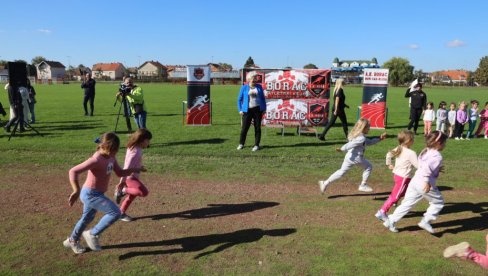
top-left (407, 108), bottom-right (423, 133)
top-left (320, 110), bottom-right (348, 138)
top-left (83, 93), bottom-right (95, 115)
top-left (454, 120), bottom-right (465, 138)
top-left (240, 107), bottom-right (263, 146)
top-left (5, 104), bottom-right (24, 130)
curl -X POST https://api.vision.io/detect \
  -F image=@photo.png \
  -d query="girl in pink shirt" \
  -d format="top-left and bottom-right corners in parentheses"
top-left (375, 130), bottom-right (418, 222)
top-left (63, 132), bottom-right (144, 254)
top-left (114, 128), bottom-right (153, 222)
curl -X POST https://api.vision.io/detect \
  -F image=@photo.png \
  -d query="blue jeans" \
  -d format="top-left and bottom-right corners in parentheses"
top-left (28, 102), bottom-right (35, 123)
top-left (134, 111), bottom-right (147, 129)
top-left (70, 188), bottom-right (121, 241)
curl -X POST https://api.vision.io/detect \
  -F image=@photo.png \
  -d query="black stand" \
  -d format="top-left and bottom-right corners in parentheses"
top-left (114, 96), bottom-right (132, 133)
top-left (8, 118), bottom-right (42, 141)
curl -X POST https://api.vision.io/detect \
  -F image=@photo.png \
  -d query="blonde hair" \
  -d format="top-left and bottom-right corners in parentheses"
top-left (127, 128), bottom-right (153, 149)
top-left (334, 79), bottom-right (344, 94)
top-left (348, 118), bottom-right (370, 140)
top-left (389, 130), bottom-right (414, 157)
top-left (246, 72), bottom-right (257, 82)
top-left (97, 132), bottom-right (120, 156)
top-left (419, 130), bottom-right (447, 157)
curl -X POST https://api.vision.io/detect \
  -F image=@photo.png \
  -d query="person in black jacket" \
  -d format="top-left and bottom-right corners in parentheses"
top-left (405, 82), bottom-right (427, 135)
top-left (81, 73), bottom-right (96, 116)
top-left (319, 78), bottom-right (349, 140)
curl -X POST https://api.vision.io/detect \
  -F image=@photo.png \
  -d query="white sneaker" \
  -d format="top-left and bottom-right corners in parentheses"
top-left (63, 237), bottom-right (86, 254)
top-left (485, 135), bottom-right (487, 139)
top-left (383, 219), bottom-right (398, 233)
top-left (454, 137), bottom-right (460, 140)
top-left (460, 137), bottom-right (465, 140)
top-left (82, 230), bottom-right (101, 251)
top-left (443, 242), bottom-right (470, 258)
top-left (358, 183), bottom-right (373, 192)
top-left (375, 210), bottom-right (388, 222)
top-left (318, 180), bottom-right (329, 193)
top-left (251, 145), bottom-right (259, 152)
top-left (120, 214), bottom-right (134, 222)
top-left (237, 144), bottom-right (244, 150)
top-left (418, 219), bottom-right (435, 234)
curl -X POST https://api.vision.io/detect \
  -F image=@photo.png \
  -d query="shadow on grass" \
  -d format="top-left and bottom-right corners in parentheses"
top-left (150, 113), bottom-right (179, 117)
top-left (373, 186), bottom-right (454, 202)
top-left (264, 141), bottom-right (344, 149)
top-left (150, 138), bottom-right (227, 147)
top-left (105, 228), bottom-right (296, 260)
top-left (327, 191), bottom-right (391, 199)
top-left (137, 201), bottom-right (279, 221)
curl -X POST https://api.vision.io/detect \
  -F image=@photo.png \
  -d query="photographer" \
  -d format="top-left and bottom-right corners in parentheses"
top-left (81, 72), bottom-right (96, 116)
top-left (3, 82), bottom-right (25, 132)
top-left (116, 77), bottom-right (147, 129)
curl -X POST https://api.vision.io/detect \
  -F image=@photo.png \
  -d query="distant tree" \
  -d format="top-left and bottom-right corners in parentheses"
top-left (474, 56), bottom-right (488, 86)
top-left (284, 66), bottom-right (292, 70)
top-left (466, 71), bottom-right (475, 86)
top-left (372, 57), bottom-right (378, 64)
top-left (31, 56), bottom-right (46, 66)
top-left (244, 56), bottom-right (255, 68)
top-left (13, 59), bottom-right (27, 64)
top-left (218, 63), bottom-right (233, 71)
top-left (414, 69), bottom-right (424, 82)
top-left (0, 60), bottom-right (8, 66)
top-left (382, 57), bottom-right (414, 86)
top-left (303, 63), bottom-right (318, 69)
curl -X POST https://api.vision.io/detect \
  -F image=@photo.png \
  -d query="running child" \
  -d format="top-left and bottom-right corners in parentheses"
top-left (423, 101), bottom-right (435, 136)
top-left (114, 128), bottom-right (153, 222)
top-left (474, 101), bottom-right (488, 139)
top-left (383, 130), bottom-right (447, 234)
top-left (454, 101), bottom-right (468, 140)
top-left (63, 132), bottom-right (145, 254)
top-left (436, 101), bottom-right (447, 133)
top-left (375, 130), bottom-right (418, 222)
top-left (466, 100), bottom-right (479, 139)
top-left (447, 102), bottom-right (457, 138)
top-left (319, 118), bottom-right (387, 193)
top-left (444, 234), bottom-right (488, 269)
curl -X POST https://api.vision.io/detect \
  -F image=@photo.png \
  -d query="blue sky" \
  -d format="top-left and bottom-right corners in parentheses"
top-left (1, 0), bottom-right (487, 72)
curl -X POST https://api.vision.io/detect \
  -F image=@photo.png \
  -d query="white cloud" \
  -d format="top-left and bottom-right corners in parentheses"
top-left (37, 29), bottom-right (52, 34)
top-left (408, 44), bottom-right (419, 49)
top-left (447, 39), bottom-right (465, 47)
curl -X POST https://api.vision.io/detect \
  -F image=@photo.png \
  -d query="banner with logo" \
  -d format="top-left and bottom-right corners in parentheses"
top-left (242, 69), bottom-right (331, 126)
top-left (361, 68), bottom-right (389, 129)
top-left (187, 65), bottom-right (211, 125)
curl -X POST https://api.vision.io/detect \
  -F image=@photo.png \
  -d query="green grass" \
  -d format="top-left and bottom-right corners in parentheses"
top-left (1, 83), bottom-right (487, 275)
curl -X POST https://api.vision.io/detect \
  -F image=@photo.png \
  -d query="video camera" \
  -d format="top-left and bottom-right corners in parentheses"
top-left (118, 83), bottom-right (132, 96)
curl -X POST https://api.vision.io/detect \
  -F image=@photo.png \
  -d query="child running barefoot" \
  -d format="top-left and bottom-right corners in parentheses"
top-left (64, 132), bottom-right (145, 254)
top-left (383, 130), bottom-right (447, 234)
top-left (375, 130), bottom-right (418, 222)
top-left (114, 128), bottom-right (152, 222)
top-left (444, 234), bottom-right (488, 269)
top-left (319, 118), bottom-right (387, 194)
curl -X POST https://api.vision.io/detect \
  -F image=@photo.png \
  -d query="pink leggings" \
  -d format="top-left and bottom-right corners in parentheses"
top-left (424, 120), bottom-right (432, 135)
top-left (467, 234), bottom-right (488, 269)
top-left (381, 174), bottom-right (411, 213)
top-left (120, 178), bottom-right (148, 214)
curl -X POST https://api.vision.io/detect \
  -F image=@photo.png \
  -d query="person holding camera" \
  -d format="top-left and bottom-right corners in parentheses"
top-left (116, 77), bottom-right (147, 129)
top-left (81, 72), bottom-right (96, 116)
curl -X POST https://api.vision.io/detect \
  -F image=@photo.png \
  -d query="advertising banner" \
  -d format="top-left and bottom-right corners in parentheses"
top-left (187, 65), bottom-right (211, 125)
top-left (361, 68), bottom-right (389, 129)
top-left (242, 69), bottom-right (331, 126)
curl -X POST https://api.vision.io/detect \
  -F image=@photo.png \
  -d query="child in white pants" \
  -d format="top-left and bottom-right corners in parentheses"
top-left (319, 118), bottom-right (387, 193)
top-left (383, 130), bottom-right (447, 234)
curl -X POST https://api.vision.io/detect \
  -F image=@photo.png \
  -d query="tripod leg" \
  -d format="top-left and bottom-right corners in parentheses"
top-left (122, 98), bottom-right (132, 132)
top-left (23, 120), bottom-right (42, 136)
top-left (114, 99), bottom-right (123, 132)
top-left (8, 120), bottom-right (20, 141)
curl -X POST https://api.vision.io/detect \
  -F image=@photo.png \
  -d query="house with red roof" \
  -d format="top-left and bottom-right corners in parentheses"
top-left (431, 70), bottom-right (468, 85)
top-left (92, 62), bottom-right (126, 80)
top-left (36, 61), bottom-right (66, 80)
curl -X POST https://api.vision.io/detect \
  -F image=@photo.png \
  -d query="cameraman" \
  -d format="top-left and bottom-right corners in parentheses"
top-left (81, 72), bottom-right (96, 116)
top-left (116, 77), bottom-right (147, 129)
top-left (3, 82), bottom-right (25, 132)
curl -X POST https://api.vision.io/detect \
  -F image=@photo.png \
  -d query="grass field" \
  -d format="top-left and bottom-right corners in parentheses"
top-left (1, 83), bottom-right (487, 275)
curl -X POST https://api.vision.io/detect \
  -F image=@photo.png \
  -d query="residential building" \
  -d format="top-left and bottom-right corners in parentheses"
top-left (36, 61), bottom-right (66, 80)
top-left (331, 57), bottom-right (379, 84)
top-left (138, 61), bottom-right (167, 80)
top-left (92, 62), bottom-right (126, 80)
top-left (431, 70), bottom-right (468, 85)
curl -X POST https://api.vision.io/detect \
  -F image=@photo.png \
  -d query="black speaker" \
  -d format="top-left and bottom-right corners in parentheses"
top-left (8, 62), bottom-right (28, 87)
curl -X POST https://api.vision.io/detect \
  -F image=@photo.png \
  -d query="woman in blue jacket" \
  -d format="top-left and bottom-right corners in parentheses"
top-left (237, 73), bottom-right (267, 151)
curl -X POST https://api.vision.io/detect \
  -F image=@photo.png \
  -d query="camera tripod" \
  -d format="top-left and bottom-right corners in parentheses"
top-left (114, 95), bottom-right (132, 133)
top-left (7, 108), bottom-right (42, 141)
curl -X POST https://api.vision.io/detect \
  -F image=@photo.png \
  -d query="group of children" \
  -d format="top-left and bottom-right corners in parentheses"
top-left (63, 129), bottom-right (152, 254)
top-left (423, 100), bottom-right (488, 140)
top-left (318, 118), bottom-right (487, 270)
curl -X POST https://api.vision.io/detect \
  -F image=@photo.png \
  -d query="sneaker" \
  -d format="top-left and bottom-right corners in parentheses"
top-left (252, 145), bottom-right (259, 152)
top-left (120, 214), bottom-right (134, 222)
top-left (318, 135), bottom-right (325, 141)
top-left (383, 219), bottom-right (398, 233)
top-left (82, 230), bottom-right (101, 251)
top-left (358, 183), bottom-right (373, 192)
top-left (236, 144), bottom-right (244, 150)
top-left (454, 137), bottom-right (460, 140)
top-left (63, 237), bottom-right (86, 254)
top-left (443, 242), bottom-right (470, 258)
top-left (418, 219), bottom-right (435, 234)
top-left (114, 188), bottom-right (126, 204)
top-left (375, 210), bottom-right (388, 222)
top-left (318, 180), bottom-right (329, 193)
top-left (460, 137), bottom-right (465, 140)
top-left (485, 135), bottom-right (488, 139)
